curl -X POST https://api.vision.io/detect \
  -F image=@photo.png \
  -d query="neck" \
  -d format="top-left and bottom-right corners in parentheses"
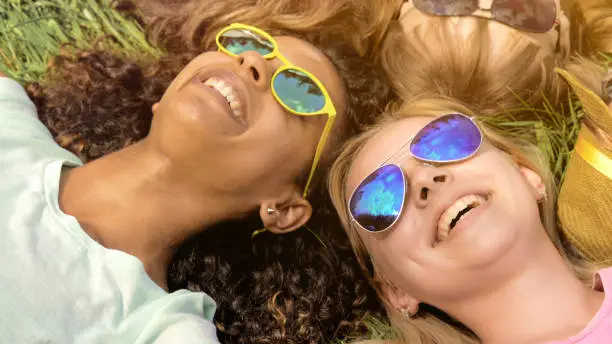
top-left (59, 139), bottom-right (245, 290)
top-left (443, 239), bottom-right (603, 344)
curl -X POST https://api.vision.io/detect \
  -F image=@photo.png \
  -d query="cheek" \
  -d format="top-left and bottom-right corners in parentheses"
top-left (363, 228), bottom-right (423, 285)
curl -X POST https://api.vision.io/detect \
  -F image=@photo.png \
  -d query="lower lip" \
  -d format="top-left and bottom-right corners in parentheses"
top-left (444, 199), bottom-right (491, 242)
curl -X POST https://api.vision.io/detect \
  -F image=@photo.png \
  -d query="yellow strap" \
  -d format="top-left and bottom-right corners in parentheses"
top-left (575, 129), bottom-right (612, 180)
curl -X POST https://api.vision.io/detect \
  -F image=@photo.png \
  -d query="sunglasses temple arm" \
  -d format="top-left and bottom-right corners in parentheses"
top-left (275, 53), bottom-right (291, 67)
top-left (303, 115), bottom-right (336, 197)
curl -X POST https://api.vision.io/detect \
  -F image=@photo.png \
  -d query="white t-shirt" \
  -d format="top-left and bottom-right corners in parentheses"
top-left (0, 77), bottom-right (219, 344)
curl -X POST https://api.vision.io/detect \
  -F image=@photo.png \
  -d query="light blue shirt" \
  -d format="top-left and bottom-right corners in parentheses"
top-left (0, 77), bottom-right (220, 344)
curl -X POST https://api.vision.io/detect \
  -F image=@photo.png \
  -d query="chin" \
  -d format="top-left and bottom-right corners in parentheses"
top-left (455, 222), bottom-right (520, 270)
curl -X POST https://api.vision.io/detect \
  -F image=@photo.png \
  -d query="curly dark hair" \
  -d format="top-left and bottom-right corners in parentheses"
top-left (28, 0), bottom-right (395, 342)
top-left (168, 190), bottom-right (383, 343)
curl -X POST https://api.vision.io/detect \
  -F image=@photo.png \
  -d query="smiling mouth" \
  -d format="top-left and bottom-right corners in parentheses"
top-left (203, 77), bottom-right (244, 123)
top-left (436, 194), bottom-right (489, 242)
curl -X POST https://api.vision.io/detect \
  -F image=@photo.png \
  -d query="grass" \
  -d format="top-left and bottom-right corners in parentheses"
top-left (333, 316), bottom-right (396, 344)
top-left (0, 0), bottom-right (161, 83)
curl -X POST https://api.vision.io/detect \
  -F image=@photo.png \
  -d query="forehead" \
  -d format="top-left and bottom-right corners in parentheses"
top-left (274, 35), bottom-right (347, 115)
top-left (347, 116), bottom-right (433, 197)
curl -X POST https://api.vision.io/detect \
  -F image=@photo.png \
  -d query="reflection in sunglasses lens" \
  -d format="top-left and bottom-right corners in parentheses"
top-left (273, 68), bottom-right (325, 114)
top-left (491, 0), bottom-right (556, 33)
top-left (220, 29), bottom-right (274, 56)
top-left (350, 164), bottom-right (405, 233)
top-left (412, 0), bottom-right (478, 16)
top-left (410, 114), bottom-right (481, 162)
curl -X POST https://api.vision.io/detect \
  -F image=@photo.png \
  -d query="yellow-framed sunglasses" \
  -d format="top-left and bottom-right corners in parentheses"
top-left (216, 23), bottom-right (337, 197)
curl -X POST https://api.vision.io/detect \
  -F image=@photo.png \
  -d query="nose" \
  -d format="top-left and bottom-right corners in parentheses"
top-left (235, 51), bottom-right (270, 90)
top-left (409, 165), bottom-right (451, 208)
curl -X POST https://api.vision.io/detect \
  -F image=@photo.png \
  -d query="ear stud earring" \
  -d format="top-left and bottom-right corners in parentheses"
top-left (400, 306), bottom-right (415, 320)
top-left (538, 188), bottom-right (547, 203)
top-left (267, 208), bottom-right (278, 215)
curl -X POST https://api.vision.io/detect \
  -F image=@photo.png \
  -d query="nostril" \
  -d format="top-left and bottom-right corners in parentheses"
top-left (250, 67), bottom-right (260, 81)
top-left (433, 175), bottom-right (446, 183)
top-left (420, 187), bottom-right (429, 200)
top-left (237, 56), bottom-right (245, 65)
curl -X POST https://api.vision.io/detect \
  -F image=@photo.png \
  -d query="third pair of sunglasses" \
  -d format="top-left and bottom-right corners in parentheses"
top-left (413, 0), bottom-right (558, 33)
top-left (348, 113), bottom-right (483, 233)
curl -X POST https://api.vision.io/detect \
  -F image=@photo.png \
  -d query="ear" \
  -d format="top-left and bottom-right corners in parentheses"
top-left (379, 277), bottom-right (421, 317)
top-left (399, 1), bottom-right (410, 17)
top-left (259, 191), bottom-right (312, 235)
top-left (152, 102), bottom-right (159, 114)
top-left (518, 165), bottom-right (545, 201)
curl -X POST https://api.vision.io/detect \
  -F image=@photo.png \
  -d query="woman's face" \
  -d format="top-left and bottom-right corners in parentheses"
top-left (345, 116), bottom-right (546, 306)
top-left (398, 0), bottom-right (568, 56)
top-left (149, 35), bottom-right (346, 215)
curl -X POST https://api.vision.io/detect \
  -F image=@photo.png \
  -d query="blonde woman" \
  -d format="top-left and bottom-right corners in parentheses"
top-left (379, 0), bottom-right (570, 118)
top-left (328, 97), bottom-right (609, 343)
top-left (379, 0), bottom-right (612, 263)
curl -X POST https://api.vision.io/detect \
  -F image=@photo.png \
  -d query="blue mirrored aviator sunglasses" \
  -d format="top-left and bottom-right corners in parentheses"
top-left (347, 113), bottom-right (483, 233)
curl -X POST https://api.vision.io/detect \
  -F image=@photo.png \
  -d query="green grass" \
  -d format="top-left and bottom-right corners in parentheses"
top-left (0, 0), bottom-right (161, 83)
top-left (333, 316), bottom-right (396, 344)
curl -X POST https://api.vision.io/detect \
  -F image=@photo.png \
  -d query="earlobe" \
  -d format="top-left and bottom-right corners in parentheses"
top-left (518, 166), bottom-right (545, 201)
top-left (259, 193), bottom-right (312, 235)
top-left (379, 276), bottom-right (420, 317)
top-left (152, 102), bottom-right (159, 114)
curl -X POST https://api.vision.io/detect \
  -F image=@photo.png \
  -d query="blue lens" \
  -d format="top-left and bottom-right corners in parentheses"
top-left (349, 164), bottom-right (406, 232)
top-left (410, 114), bottom-right (481, 162)
top-left (273, 68), bottom-right (326, 114)
top-left (219, 29), bottom-right (274, 56)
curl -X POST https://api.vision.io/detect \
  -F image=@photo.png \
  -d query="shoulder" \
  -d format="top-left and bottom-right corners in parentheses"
top-left (152, 313), bottom-right (219, 344)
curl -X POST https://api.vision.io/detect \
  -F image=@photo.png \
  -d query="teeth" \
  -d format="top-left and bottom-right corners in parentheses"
top-left (219, 86), bottom-right (233, 97)
top-left (437, 194), bottom-right (487, 242)
top-left (204, 78), bottom-right (219, 87)
top-left (203, 77), bottom-right (243, 120)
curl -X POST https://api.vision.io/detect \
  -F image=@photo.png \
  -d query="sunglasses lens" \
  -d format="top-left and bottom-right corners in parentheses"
top-left (413, 0), bottom-right (478, 16)
top-left (273, 68), bottom-right (326, 113)
top-left (349, 164), bottom-right (405, 233)
top-left (219, 28), bottom-right (275, 56)
top-left (410, 114), bottom-right (481, 162)
top-left (492, 0), bottom-right (556, 33)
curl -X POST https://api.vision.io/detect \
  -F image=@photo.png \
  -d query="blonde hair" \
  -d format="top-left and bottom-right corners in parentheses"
top-left (570, 0), bottom-right (612, 57)
top-left (379, 17), bottom-right (569, 121)
top-left (328, 96), bottom-right (595, 344)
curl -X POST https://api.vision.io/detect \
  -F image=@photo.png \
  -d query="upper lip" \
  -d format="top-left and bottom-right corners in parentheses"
top-left (190, 67), bottom-right (251, 125)
top-left (430, 190), bottom-right (489, 244)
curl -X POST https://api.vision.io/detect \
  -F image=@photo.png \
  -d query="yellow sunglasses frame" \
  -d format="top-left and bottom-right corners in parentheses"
top-left (215, 23), bottom-right (337, 197)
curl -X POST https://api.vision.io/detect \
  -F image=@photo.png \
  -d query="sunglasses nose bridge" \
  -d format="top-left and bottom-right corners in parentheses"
top-left (234, 51), bottom-right (271, 90)
top-left (409, 166), bottom-right (452, 208)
